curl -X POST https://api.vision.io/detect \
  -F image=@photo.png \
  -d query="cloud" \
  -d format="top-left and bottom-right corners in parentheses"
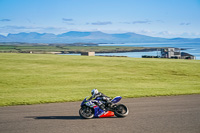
top-left (62, 18), bottom-right (73, 21)
top-left (156, 20), bottom-right (164, 23)
top-left (132, 20), bottom-right (151, 24)
top-left (158, 31), bottom-right (175, 36)
top-left (138, 30), bottom-right (200, 38)
top-left (134, 30), bottom-right (178, 38)
top-left (63, 22), bottom-right (75, 25)
top-left (1, 25), bottom-right (31, 29)
top-left (122, 20), bottom-right (151, 24)
top-left (180, 22), bottom-right (191, 25)
top-left (177, 32), bottom-right (200, 38)
top-left (0, 25), bottom-right (70, 35)
top-left (62, 18), bottom-right (75, 25)
top-left (121, 22), bottom-right (131, 24)
top-left (0, 19), bottom-right (11, 22)
top-left (89, 21), bottom-right (112, 25)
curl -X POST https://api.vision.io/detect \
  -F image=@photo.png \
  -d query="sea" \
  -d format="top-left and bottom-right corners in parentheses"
top-left (64, 42), bottom-right (200, 60)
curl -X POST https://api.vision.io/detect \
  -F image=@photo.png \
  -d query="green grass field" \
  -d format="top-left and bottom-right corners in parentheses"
top-left (0, 53), bottom-right (200, 106)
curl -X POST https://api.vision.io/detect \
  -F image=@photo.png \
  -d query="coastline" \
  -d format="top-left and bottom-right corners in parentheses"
top-left (0, 44), bottom-right (166, 54)
top-left (61, 47), bottom-right (164, 54)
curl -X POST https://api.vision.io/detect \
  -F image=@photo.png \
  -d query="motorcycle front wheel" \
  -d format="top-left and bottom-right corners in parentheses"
top-left (114, 104), bottom-right (129, 117)
top-left (79, 106), bottom-right (94, 119)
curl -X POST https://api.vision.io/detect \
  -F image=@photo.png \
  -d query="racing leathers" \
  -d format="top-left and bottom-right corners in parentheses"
top-left (89, 92), bottom-right (111, 111)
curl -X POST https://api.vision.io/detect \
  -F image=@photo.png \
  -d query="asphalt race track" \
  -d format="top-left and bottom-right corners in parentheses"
top-left (0, 95), bottom-right (200, 133)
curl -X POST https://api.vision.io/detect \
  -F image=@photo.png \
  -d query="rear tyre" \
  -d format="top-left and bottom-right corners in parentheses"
top-left (114, 104), bottom-right (129, 117)
top-left (79, 106), bottom-right (94, 119)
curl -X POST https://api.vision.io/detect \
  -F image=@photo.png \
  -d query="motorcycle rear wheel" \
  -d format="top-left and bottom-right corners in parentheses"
top-left (114, 104), bottom-right (129, 117)
top-left (79, 106), bottom-right (94, 119)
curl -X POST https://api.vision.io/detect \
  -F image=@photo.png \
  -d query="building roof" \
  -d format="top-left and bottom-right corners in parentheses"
top-left (181, 52), bottom-right (194, 56)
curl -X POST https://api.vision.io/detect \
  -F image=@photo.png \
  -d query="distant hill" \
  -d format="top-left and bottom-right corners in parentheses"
top-left (0, 31), bottom-right (199, 43)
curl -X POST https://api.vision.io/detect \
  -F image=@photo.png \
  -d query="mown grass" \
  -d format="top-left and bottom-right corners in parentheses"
top-left (0, 53), bottom-right (200, 106)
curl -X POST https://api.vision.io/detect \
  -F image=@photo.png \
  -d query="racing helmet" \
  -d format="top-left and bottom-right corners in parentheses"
top-left (91, 89), bottom-right (98, 96)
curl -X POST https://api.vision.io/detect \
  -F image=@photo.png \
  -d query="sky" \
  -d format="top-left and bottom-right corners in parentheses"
top-left (0, 0), bottom-right (200, 38)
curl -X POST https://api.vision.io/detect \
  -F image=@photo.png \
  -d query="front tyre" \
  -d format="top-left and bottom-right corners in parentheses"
top-left (114, 104), bottom-right (129, 117)
top-left (79, 106), bottom-right (94, 119)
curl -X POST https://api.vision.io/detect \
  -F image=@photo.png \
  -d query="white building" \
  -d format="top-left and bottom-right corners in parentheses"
top-left (161, 48), bottom-right (195, 59)
top-left (81, 52), bottom-right (95, 56)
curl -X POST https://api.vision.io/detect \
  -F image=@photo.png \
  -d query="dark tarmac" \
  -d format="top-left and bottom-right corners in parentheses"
top-left (0, 95), bottom-right (200, 133)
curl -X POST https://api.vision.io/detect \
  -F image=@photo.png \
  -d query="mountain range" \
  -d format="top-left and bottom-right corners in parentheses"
top-left (0, 31), bottom-right (200, 43)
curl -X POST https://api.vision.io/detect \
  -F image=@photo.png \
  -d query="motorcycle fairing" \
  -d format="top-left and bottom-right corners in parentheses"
top-left (99, 111), bottom-right (114, 118)
top-left (93, 105), bottom-right (114, 118)
top-left (111, 96), bottom-right (122, 103)
top-left (93, 105), bottom-right (105, 117)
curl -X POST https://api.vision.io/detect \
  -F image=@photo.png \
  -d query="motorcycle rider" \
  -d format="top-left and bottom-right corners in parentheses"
top-left (89, 89), bottom-right (112, 111)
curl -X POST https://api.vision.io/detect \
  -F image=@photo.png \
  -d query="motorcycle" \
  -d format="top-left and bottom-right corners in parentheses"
top-left (79, 96), bottom-right (129, 119)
